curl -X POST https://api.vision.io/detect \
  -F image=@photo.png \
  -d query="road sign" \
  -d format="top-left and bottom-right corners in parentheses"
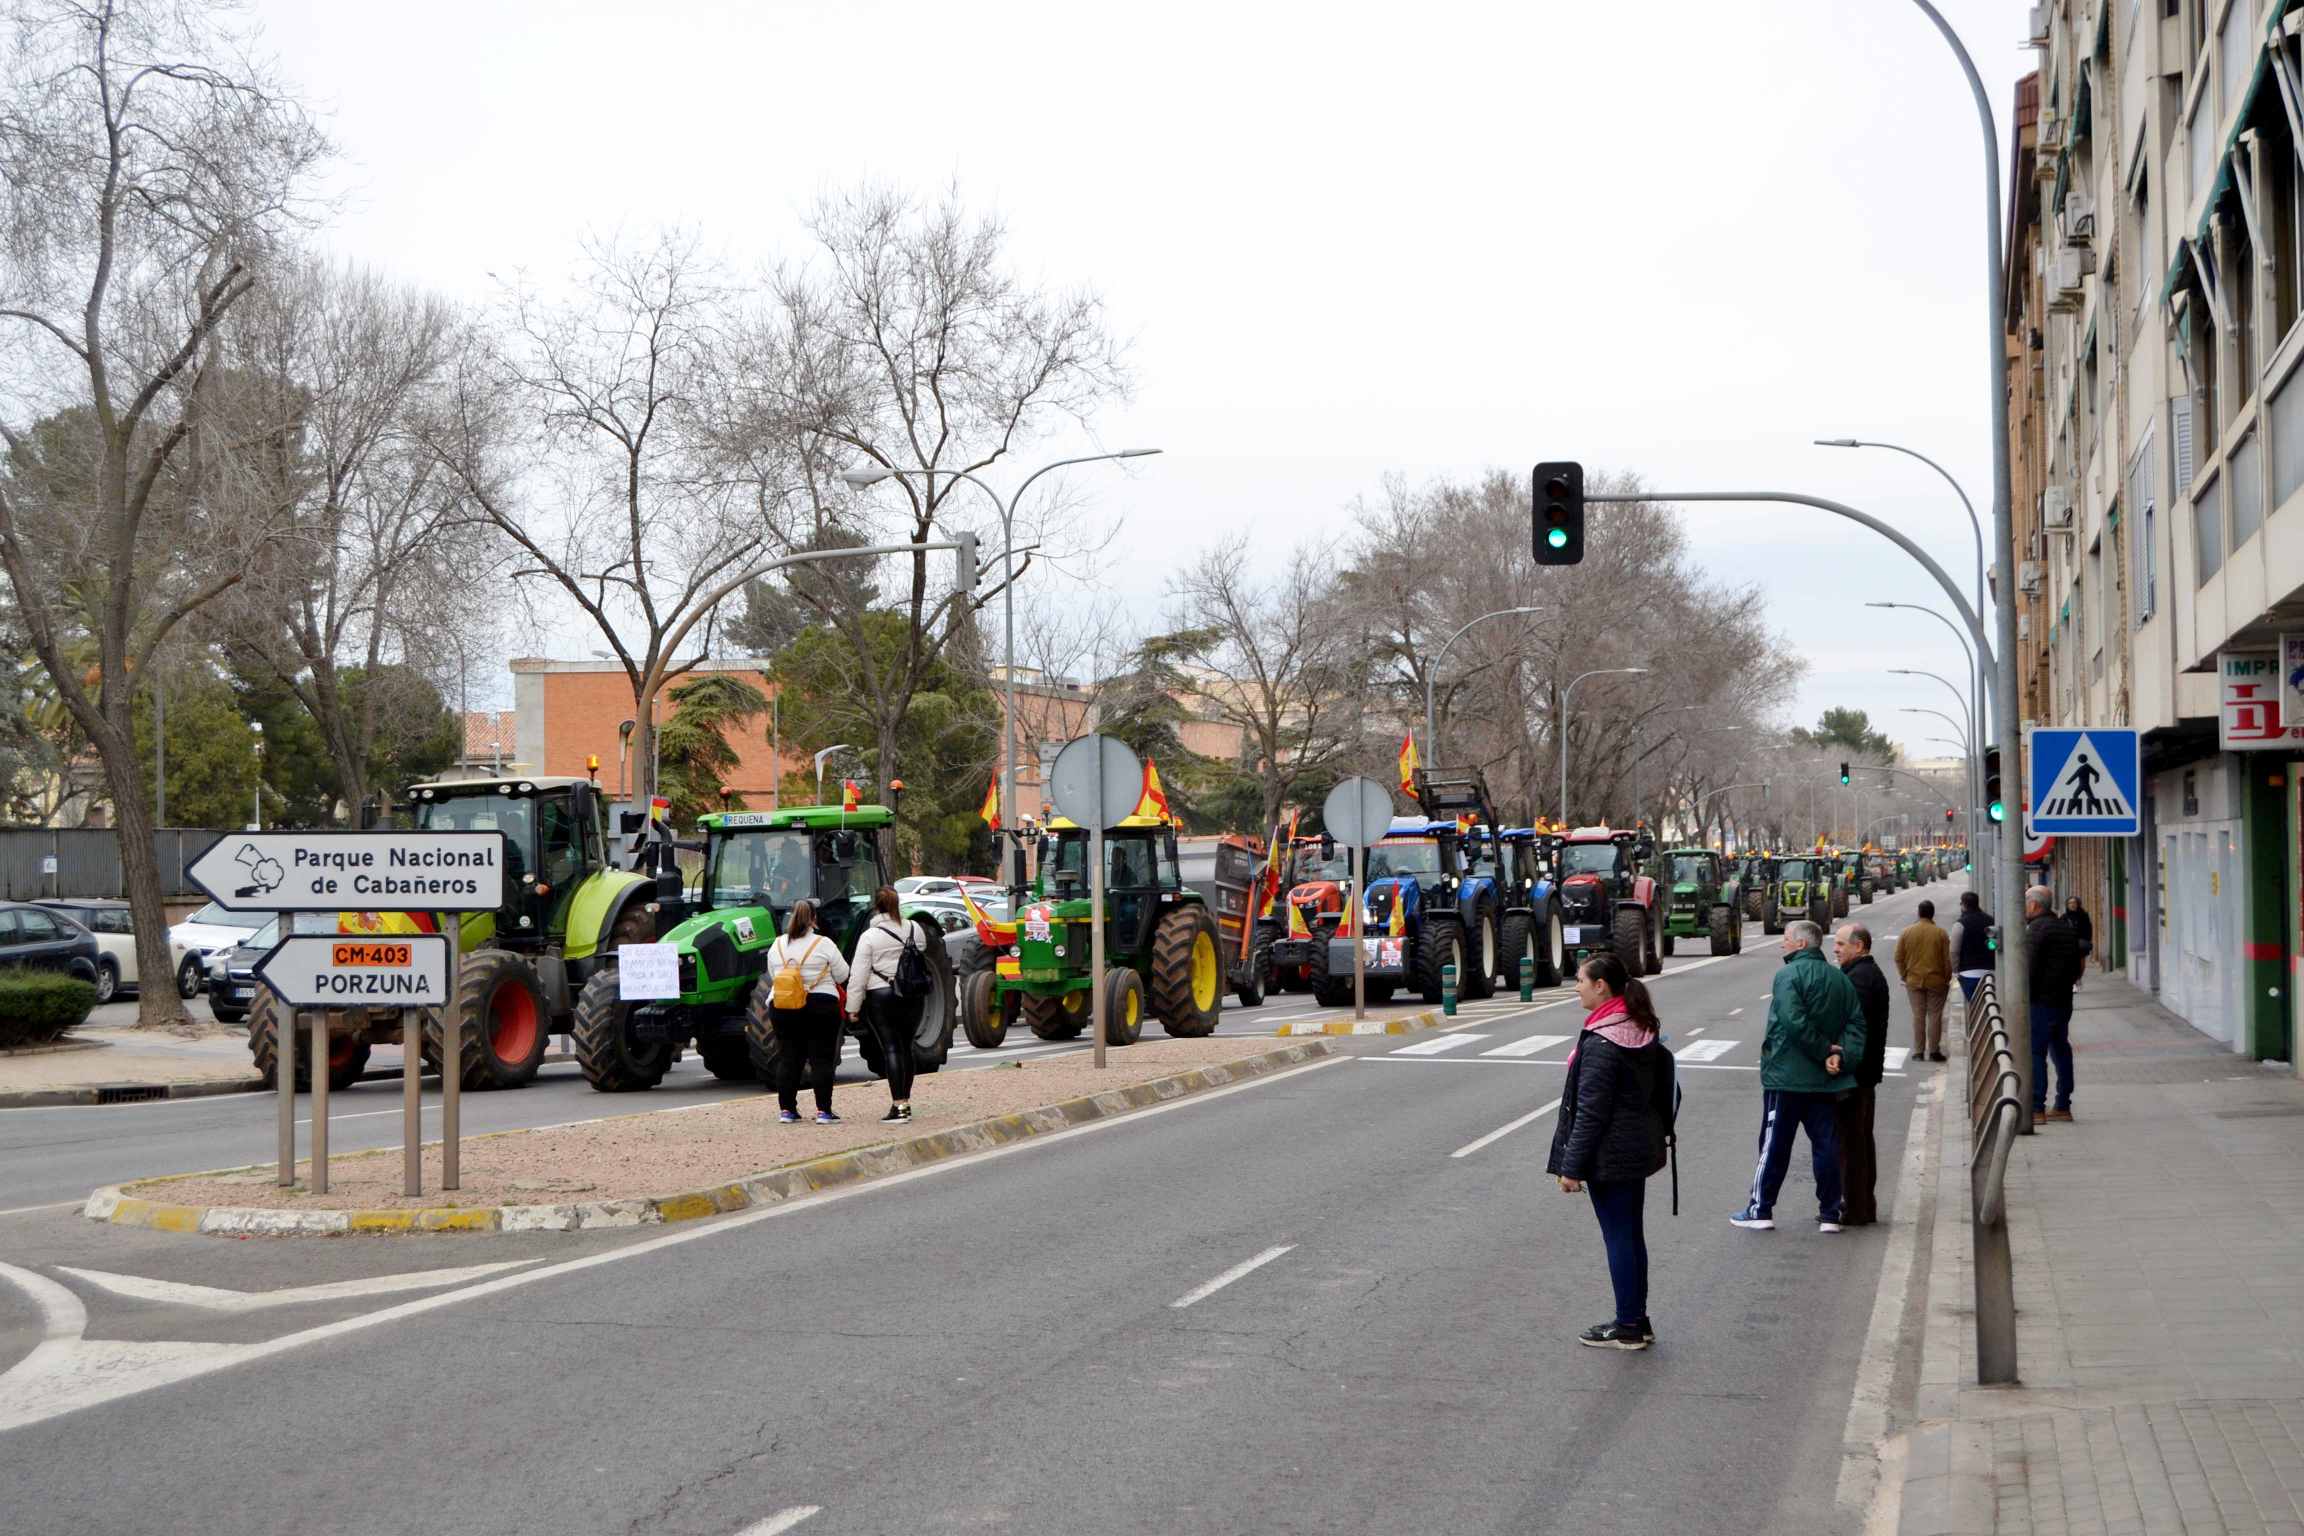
top-left (188, 831), bottom-right (506, 912)
top-left (1048, 734), bottom-right (1144, 828)
top-left (1322, 776), bottom-right (1396, 848)
top-left (2025, 727), bottom-right (2140, 836)
top-left (254, 934), bottom-right (451, 1008)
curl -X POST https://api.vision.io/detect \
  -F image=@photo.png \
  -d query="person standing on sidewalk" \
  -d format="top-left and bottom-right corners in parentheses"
top-left (848, 887), bottom-right (923, 1125)
top-left (2064, 895), bottom-right (2095, 990)
top-left (1893, 900), bottom-right (1952, 1062)
top-left (1832, 922), bottom-right (1891, 1226)
top-left (1732, 920), bottom-right (1867, 1234)
top-left (1547, 952), bottom-right (1675, 1352)
top-left (2027, 886), bottom-right (2085, 1122)
top-left (1953, 890), bottom-right (1995, 1005)
top-left (766, 900), bottom-right (849, 1125)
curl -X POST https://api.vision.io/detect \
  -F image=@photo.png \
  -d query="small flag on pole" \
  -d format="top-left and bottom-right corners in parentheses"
top-left (842, 779), bottom-right (861, 813)
top-left (1134, 760), bottom-right (1173, 823)
top-left (980, 778), bottom-right (1000, 831)
top-left (1398, 732), bottom-right (1420, 796)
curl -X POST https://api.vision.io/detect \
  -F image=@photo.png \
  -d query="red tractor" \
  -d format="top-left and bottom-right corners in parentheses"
top-left (1552, 826), bottom-right (1664, 977)
top-left (1263, 838), bottom-right (1351, 992)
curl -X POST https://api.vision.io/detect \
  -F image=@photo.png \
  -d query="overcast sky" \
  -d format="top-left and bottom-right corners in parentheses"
top-left (250, 0), bottom-right (2030, 762)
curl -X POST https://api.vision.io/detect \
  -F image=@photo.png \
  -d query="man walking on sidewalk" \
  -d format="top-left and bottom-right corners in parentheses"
top-left (1893, 899), bottom-right (1952, 1062)
top-left (1953, 891), bottom-right (1995, 1005)
top-left (1732, 920), bottom-right (1868, 1234)
top-left (1832, 922), bottom-right (1891, 1225)
top-left (2026, 885), bottom-right (2084, 1122)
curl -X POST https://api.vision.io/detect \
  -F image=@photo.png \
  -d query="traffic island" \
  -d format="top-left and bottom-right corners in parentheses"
top-left (1274, 1006), bottom-right (1444, 1038)
top-left (85, 1036), bottom-right (1337, 1236)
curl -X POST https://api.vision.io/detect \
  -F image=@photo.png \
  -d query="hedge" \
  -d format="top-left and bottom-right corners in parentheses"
top-left (0, 968), bottom-right (98, 1049)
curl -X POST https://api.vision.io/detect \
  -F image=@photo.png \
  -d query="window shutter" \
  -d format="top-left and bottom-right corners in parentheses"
top-left (2172, 398), bottom-right (2194, 493)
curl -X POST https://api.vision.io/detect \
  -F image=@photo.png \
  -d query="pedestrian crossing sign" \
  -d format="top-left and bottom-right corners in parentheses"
top-left (2025, 727), bottom-right (2141, 836)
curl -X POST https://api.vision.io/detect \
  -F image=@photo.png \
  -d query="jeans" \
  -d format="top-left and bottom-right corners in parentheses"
top-left (771, 994), bottom-right (841, 1113)
top-left (862, 988), bottom-right (918, 1101)
top-left (1741, 1089), bottom-right (1844, 1222)
top-left (1906, 986), bottom-right (1947, 1055)
top-left (1587, 1179), bottom-right (1649, 1328)
top-left (2029, 1003), bottom-right (2074, 1111)
top-left (1835, 1085), bottom-right (1877, 1224)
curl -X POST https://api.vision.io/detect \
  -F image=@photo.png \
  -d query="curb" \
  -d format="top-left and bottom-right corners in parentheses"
top-left (2, 1050), bottom-right (584, 1110)
top-left (84, 1039), bottom-right (1341, 1237)
top-left (1275, 1007), bottom-right (1444, 1038)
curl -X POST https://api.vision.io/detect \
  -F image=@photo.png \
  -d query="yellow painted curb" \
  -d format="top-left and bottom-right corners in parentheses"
top-left (1276, 1007), bottom-right (1444, 1038)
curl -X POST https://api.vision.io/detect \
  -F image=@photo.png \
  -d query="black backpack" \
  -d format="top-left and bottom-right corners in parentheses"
top-left (892, 921), bottom-right (934, 1001)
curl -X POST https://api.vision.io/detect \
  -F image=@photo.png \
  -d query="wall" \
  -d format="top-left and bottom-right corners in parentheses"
top-left (2151, 755), bottom-right (2249, 1050)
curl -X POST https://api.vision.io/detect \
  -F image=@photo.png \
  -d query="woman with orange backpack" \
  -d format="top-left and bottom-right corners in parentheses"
top-left (766, 900), bottom-right (849, 1124)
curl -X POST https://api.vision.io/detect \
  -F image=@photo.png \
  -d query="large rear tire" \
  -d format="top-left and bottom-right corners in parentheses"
top-left (1709, 905), bottom-right (1737, 957)
top-left (1539, 904), bottom-right (1564, 987)
top-left (695, 1034), bottom-right (755, 1083)
top-left (1642, 907), bottom-right (1662, 974)
top-left (1414, 914), bottom-right (1465, 1005)
top-left (1498, 912), bottom-right (1536, 996)
top-left (572, 966), bottom-right (671, 1092)
top-left (1234, 936), bottom-right (1269, 1009)
top-left (1464, 902), bottom-right (1499, 1000)
top-left (1307, 925), bottom-right (1351, 1007)
top-left (1611, 907), bottom-right (1645, 972)
top-left (1022, 988), bottom-right (1088, 1041)
top-left (247, 992), bottom-right (372, 1092)
top-left (908, 919), bottom-right (956, 1074)
top-left (1661, 930), bottom-right (1677, 958)
top-left (424, 949), bottom-right (551, 1091)
top-left (1150, 906), bottom-right (1223, 1037)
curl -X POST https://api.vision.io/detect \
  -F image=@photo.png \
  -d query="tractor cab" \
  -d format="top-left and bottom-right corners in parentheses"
top-left (1037, 817), bottom-right (1186, 961)
top-left (409, 776), bottom-right (612, 952)
top-left (1556, 828), bottom-right (1650, 903)
top-left (698, 805), bottom-right (894, 959)
top-left (1360, 820), bottom-right (1458, 935)
top-left (1666, 849), bottom-right (1724, 907)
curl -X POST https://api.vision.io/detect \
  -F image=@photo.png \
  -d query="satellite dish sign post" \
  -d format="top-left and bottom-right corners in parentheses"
top-left (1048, 734), bottom-right (1144, 1070)
top-left (1322, 776), bottom-right (1398, 1021)
top-left (188, 829), bottom-right (504, 1197)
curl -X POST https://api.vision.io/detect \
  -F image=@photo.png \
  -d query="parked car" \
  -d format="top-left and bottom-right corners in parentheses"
top-left (893, 876), bottom-right (968, 900)
top-left (38, 898), bottom-right (184, 1004)
top-left (204, 917), bottom-right (279, 1026)
top-left (0, 900), bottom-right (104, 991)
top-left (167, 901), bottom-right (268, 998)
top-left (902, 897), bottom-right (976, 937)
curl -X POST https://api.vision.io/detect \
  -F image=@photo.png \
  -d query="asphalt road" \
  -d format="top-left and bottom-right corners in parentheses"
top-left (0, 881), bottom-right (1953, 1535)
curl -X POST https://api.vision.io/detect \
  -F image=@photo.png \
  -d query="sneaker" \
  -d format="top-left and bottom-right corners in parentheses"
top-left (777, 1109), bottom-right (802, 1124)
top-left (1577, 1322), bottom-right (1651, 1351)
top-left (1729, 1211), bottom-right (1775, 1231)
top-left (1637, 1316), bottom-right (1656, 1343)
top-left (1929, 1051), bottom-right (1948, 1063)
top-left (1818, 1220), bottom-right (1845, 1234)
top-left (814, 1111), bottom-right (842, 1125)
top-left (881, 1105), bottom-right (908, 1123)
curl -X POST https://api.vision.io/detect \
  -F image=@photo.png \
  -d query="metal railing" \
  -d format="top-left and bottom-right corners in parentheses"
top-left (1962, 973), bottom-right (2021, 1384)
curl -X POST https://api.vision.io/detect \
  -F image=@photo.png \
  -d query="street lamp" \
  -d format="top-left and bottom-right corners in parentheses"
top-left (249, 721), bottom-right (264, 832)
top-left (1868, 598), bottom-right (1987, 886)
top-left (812, 743), bottom-right (855, 804)
top-left (1819, 439), bottom-right (1986, 660)
top-left (1557, 667), bottom-right (1649, 825)
top-left (1900, 705), bottom-right (1970, 751)
top-left (1425, 606), bottom-right (1541, 764)
top-left (843, 449), bottom-right (1161, 896)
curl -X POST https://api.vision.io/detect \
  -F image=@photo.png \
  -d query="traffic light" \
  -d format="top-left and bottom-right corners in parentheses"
top-left (954, 530), bottom-right (979, 594)
top-left (1532, 461), bottom-right (1584, 565)
top-left (1839, 761), bottom-right (1850, 786)
top-left (1945, 807), bottom-right (1956, 823)
top-left (1984, 746), bottom-right (2005, 824)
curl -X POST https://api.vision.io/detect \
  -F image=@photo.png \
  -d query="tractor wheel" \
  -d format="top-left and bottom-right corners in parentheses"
top-left (1150, 906), bottom-right (1223, 1037)
top-left (572, 966), bottom-right (671, 1092)
top-left (1465, 893), bottom-right (1502, 1004)
top-left (907, 920), bottom-right (957, 1074)
top-left (1235, 937), bottom-right (1269, 1009)
top-left (1539, 904), bottom-right (1565, 987)
top-left (1101, 967), bottom-right (1145, 1046)
top-left (1859, 882), bottom-right (1874, 906)
top-left (1368, 981), bottom-right (1397, 1004)
top-left (1307, 926), bottom-right (1351, 1007)
top-left (1763, 900), bottom-right (1782, 936)
top-left (1661, 930), bottom-right (1676, 958)
top-left (961, 967), bottom-right (1010, 1049)
top-left (1414, 914), bottom-right (1465, 1005)
top-left (1611, 907), bottom-right (1646, 973)
top-left (424, 949), bottom-right (551, 1091)
top-left (696, 1034), bottom-right (755, 1083)
top-left (1833, 886), bottom-right (1850, 919)
top-left (1709, 904), bottom-right (1737, 957)
top-left (1641, 909), bottom-right (1662, 975)
top-left (1743, 887), bottom-right (1763, 922)
top-left (1498, 912), bottom-right (1536, 995)
top-left (1022, 988), bottom-right (1088, 1041)
top-left (247, 992), bottom-right (372, 1092)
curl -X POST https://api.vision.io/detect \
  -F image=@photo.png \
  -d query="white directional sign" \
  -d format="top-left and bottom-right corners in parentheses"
top-left (255, 934), bottom-right (452, 1008)
top-left (188, 832), bottom-right (506, 913)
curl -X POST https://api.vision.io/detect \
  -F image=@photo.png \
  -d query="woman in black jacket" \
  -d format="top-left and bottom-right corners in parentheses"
top-left (1546, 951), bottom-right (1674, 1351)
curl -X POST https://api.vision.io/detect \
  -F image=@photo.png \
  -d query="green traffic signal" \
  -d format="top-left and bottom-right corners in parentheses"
top-left (1988, 800), bottom-right (2005, 824)
top-left (1546, 527), bottom-right (1569, 549)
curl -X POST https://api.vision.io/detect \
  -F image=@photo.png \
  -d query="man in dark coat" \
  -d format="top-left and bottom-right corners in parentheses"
top-left (2027, 886), bottom-right (2085, 1120)
top-left (1832, 921), bottom-right (1893, 1225)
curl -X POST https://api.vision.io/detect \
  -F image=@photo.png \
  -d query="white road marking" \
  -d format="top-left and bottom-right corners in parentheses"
top-left (1170, 1244), bottom-right (1295, 1309)
top-left (1392, 1034), bottom-right (1487, 1056)
top-left (1676, 1039), bottom-right (1740, 1063)
top-left (0, 1201), bottom-right (80, 1219)
top-left (1727, 1008), bottom-right (1745, 1018)
top-left (1757, 994), bottom-right (1772, 1002)
top-left (1480, 1034), bottom-right (1568, 1058)
top-left (1450, 1099), bottom-right (1562, 1159)
top-left (296, 1108), bottom-right (416, 1125)
top-left (55, 1260), bottom-right (538, 1313)
top-left (1845, 1082), bottom-right (1937, 1525)
top-left (1683, 1027), bottom-right (1707, 1038)
top-left (1655, 953), bottom-right (1741, 978)
top-left (735, 1508), bottom-right (823, 1535)
top-left (1883, 1047), bottom-right (1911, 1072)
top-left (0, 1053), bottom-right (1350, 1435)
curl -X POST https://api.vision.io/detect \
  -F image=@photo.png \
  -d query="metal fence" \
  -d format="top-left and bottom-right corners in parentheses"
top-left (1963, 973), bottom-right (2022, 1385)
top-left (0, 826), bottom-right (226, 901)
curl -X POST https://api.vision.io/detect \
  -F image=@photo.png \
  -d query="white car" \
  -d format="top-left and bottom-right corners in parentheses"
top-left (36, 899), bottom-right (173, 1004)
top-left (893, 876), bottom-right (967, 900)
top-left (166, 900), bottom-right (269, 998)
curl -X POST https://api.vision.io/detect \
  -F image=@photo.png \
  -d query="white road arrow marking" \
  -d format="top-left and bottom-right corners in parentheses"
top-left (54, 1259), bottom-right (536, 1313)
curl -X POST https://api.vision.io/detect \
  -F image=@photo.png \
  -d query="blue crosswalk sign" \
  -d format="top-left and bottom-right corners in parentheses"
top-left (2026, 727), bottom-right (2140, 836)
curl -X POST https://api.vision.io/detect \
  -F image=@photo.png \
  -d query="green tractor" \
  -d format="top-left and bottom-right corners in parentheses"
top-left (571, 802), bottom-right (956, 1092)
top-left (1658, 848), bottom-right (1743, 957)
top-left (1839, 849), bottom-right (1875, 907)
top-left (1761, 854), bottom-right (1834, 935)
top-left (960, 814), bottom-right (1224, 1047)
top-left (247, 774), bottom-right (664, 1093)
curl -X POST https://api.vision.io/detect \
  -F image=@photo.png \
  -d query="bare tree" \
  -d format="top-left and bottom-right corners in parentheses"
top-left (0, 0), bottom-right (326, 1024)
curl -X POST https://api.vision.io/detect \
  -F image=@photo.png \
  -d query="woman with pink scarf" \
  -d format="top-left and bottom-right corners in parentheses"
top-left (1545, 951), bottom-right (1677, 1350)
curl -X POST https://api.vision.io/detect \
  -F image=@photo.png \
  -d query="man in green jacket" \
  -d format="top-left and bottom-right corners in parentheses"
top-left (1731, 919), bottom-right (1869, 1234)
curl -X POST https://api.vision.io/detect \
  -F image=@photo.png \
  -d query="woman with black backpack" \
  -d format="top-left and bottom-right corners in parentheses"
top-left (1546, 951), bottom-right (1678, 1351)
top-left (847, 886), bottom-right (923, 1124)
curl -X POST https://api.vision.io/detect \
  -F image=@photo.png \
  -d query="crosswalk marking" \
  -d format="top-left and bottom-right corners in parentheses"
top-left (1675, 1038), bottom-right (1740, 1063)
top-left (1884, 1046), bottom-right (1911, 1071)
top-left (1393, 1033), bottom-right (1489, 1056)
top-left (1481, 1033), bottom-right (1568, 1058)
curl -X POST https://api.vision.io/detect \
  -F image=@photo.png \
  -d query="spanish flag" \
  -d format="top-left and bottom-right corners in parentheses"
top-left (1134, 759), bottom-right (1173, 823)
top-left (842, 779), bottom-right (861, 813)
top-left (1397, 731), bottom-right (1420, 796)
top-left (980, 778), bottom-right (1000, 831)
top-left (1288, 900), bottom-right (1313, 939)
top-left (1387, 892), bottom-right (1407, 938)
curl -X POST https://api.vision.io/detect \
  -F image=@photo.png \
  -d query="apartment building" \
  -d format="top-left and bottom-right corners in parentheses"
top-left (2020, 0), bottom-right (2304, 1064)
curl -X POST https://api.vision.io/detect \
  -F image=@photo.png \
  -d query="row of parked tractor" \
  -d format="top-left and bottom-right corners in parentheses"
top-left (241, 763), bottom-right (1961, 1101)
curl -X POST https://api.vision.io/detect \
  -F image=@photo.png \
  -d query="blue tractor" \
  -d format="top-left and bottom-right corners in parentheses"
top-left (1318, 770), bottom-right (1509, 1005)
top-left (1492, 827), bottom-right (1567, 990)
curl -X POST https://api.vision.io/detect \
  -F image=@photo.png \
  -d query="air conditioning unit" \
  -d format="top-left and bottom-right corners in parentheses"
top-left (2062, 191), bottom-right (2095, 247)
top-left (2027, 5), bottom-right (2051, 46)
top-left (2049, 249), bottom-right (2088, 309)
top-left (2043, 486), bottom-right (2074, 526)
top-left (2039, 118), bottom-right (2065, 154)
top-left (2020, 559), bottom-right (2045, 594)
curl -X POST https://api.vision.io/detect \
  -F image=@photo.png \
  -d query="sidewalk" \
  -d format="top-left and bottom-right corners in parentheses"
top-left (1899, 973), bottom-right (2304, 1536)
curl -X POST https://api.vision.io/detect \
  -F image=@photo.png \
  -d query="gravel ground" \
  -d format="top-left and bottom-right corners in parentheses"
top-left (123, 1036), bottom-right (1294, 1212)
